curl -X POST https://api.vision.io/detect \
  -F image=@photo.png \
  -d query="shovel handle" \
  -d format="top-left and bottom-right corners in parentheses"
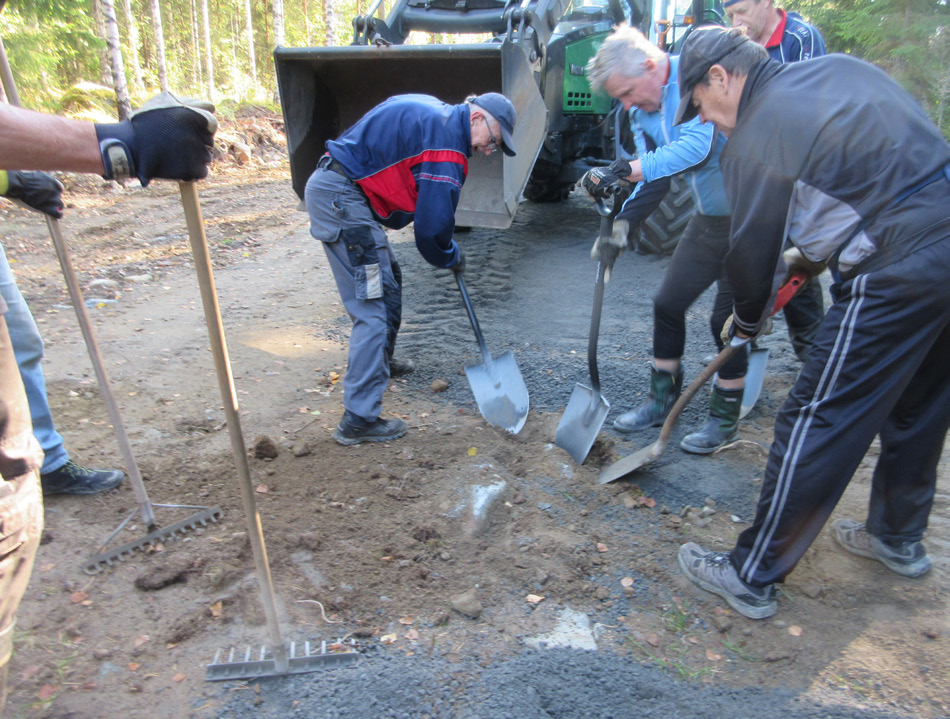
top-left (454, 271), bottom-right (493, 366)
top-left (588, 199), bottom-right (623, 394)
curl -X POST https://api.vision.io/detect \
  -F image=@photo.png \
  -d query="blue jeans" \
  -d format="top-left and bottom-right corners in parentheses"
top-left (0, 244), bottom-right (68, 474)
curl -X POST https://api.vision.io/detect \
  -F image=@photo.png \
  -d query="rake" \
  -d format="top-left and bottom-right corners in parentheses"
top-left (0, 36), bottom-right (223, 575)
top-left (179, 182), bottom-right (359, 679)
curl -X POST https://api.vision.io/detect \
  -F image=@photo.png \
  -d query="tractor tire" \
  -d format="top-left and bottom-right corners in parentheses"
top-left (523, 177), bottom-right (574, 203)
top-left (636, 175), bottom-right (694, 256)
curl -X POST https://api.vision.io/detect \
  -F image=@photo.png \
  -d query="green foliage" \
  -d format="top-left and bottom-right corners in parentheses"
top-left (785, 0), bottom-right (950, 136)
top-left (1, 0), bottom-right (947, 136)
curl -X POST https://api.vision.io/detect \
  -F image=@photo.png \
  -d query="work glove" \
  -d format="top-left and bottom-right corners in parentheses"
top-left (782, 246), bottom-right (827, 281)
top-left (94, 91), bottom-right (217, 187)
top-left (451, 247), bottom-right (466, 274)
top-left (577, 158), bottom-right (633, 202)
top-left (720, 315), bottom-right (753, 348)
top-left (0, 170), bottom-right (64, 219)
top-left (590, 219), bottom-right (629, 283)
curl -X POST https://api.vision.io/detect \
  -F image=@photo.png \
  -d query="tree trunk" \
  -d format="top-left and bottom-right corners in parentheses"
top-left (191, 0), bottom-right (203, 91)
top-left (324, 0), bottom-right (336, 47)
top-left (245, 0), bottom-right (257, 84)
top-left (273, 0), bottom-right (286, 47)
top-left (92, 0), bottom-right (113, 86)
top-left (201, 0), bottom-right (215, 100)
top-left (149, 0), bottom-right (169, 92)
top-left (120, 0), bottom-right (145, 93)
top-left (101, 0), bottom-right (133, 119)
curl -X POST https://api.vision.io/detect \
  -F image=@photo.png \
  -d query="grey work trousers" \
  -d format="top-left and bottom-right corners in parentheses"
top-left (305, 167), bottom-right (402, 421)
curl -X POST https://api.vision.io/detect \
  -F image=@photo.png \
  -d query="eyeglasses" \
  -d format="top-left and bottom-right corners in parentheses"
top-left (485, 118), bottom-right (498, 153)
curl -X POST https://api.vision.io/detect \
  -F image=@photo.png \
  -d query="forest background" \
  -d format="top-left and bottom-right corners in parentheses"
top-left (0, 0), bottom-right (949, 139)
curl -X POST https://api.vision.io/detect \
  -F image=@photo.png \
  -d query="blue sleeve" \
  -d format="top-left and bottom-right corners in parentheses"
top-left (412, 160), bottom-right (464, 268)
top-left (639, 118), bottom-right (717, 182)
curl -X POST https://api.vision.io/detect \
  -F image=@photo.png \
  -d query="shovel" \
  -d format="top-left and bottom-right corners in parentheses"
top-left (599, 271), bottom-right (807, 484)
top-left (555, 199), bottom-right (621, 464)
top-left (455, 270), bottom-right (529, 433)
top-left (740, 346), bottom-right (770, 419)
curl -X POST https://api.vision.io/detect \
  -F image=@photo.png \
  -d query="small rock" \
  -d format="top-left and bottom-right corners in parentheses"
top-left (713, 615), bottom-right (733, 633)
top-left (659, 505), bottom-right (671, 515)
top-left (292, 439), bottom-right (312, 457)
top-left (704, 498), bottom-right (717, 510)
top-left (253, 435), bottom-right (279, 459)
top-left (430, 379), bottom-right (449, 393)
top-left (450, 588), bottom-right (483, 618)
top-left (922, 627), bottom-right (940, 640)
top-left (763, 649), bottom-right (791, 662)
top-left (621, 495), bottom-right (637, 509)
top-left (125, 273), bottom-right (153, 283)
top-left (680, 505), bottom-right (692, 518)
top-left (799, 580), bottom-right (823, 599)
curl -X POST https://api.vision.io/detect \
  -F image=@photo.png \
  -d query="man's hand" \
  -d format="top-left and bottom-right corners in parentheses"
top-left (782, 246), bottom-right (827, 281)
top-left (590, 219), bottom-right (629, 283)
top-left (94, 91), bottom-right (217, 186)
top-left (0, 170), bottom-right (64, 219)
top-left (451, 247), bottom-right (466, 274)
top-left (577, 158), bottom-right (633, 202)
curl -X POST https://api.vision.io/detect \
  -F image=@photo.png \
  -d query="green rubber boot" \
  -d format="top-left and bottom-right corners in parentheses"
top-left (680, 384), bottom-right (743, 454)
top-left (613, 364), bottom-right (684, 433)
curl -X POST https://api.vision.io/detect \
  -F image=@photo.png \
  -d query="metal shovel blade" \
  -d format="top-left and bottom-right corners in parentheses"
top-left (464, 350), bottom-right (529, 434)
top-left (740, 347), bottom-right (770, 419)
top-left (556, 384), bottom-right (610, 464)
top-left (598, 344), bottom-right (739, 484)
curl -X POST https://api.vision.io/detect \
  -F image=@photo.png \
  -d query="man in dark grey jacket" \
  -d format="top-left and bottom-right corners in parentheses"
top-left (671, 26), bottom-right (950, 619)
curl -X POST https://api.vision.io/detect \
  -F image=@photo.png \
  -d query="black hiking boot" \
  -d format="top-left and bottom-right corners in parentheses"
top-left (333, 411), bottom-right (408, 446)
top-left (41, 460), bottom-right (124, 496)
top-left (680, 384), bottom-right (742, 454)
top-left (389, 357), bottom-right (415, 377)
top-left (613, 364), bottom-right (683, 433)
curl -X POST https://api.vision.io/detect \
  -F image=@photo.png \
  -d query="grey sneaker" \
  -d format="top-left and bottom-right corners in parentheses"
top-left (333, 411), bottom-right (408, 446)
top-left (40, 460), bottom-right (124, 496)
top-left (832, 519), bottom-right (932, 578)
top-left (677, 542), bottom-right (777, 619)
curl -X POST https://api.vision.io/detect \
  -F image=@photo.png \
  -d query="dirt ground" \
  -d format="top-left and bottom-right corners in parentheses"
top-left (1, 122), bottom-right (947, 718)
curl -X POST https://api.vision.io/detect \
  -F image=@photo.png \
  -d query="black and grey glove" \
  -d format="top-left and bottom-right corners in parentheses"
top-left (451, 247), bottom-right (466, 274)
top-left (0, 170), bottom-right (64, 219)
top-left (577, 158), bottom-right (633, 202)
top-left (590, 219), bottom-right (629, 283)
top-left (94, 91), bottom-right (217, 186)
top-left (782, 246), bottom-right (827, 281)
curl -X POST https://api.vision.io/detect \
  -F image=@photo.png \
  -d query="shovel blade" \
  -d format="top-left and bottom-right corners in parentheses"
top-left (464, 350), bottom-right (529, 434)
top-left (598, 442), bottom-right (663, 484)
top-left (740, 347), bottom-right (770, 419)
top-left (555, 383), bottom-right (610, 464)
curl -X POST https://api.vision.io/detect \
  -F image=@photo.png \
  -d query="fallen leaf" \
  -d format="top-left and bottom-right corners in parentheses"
top-left (40, 563), bottom-right (55, 572)
top-left (381, 556), bottom-right (393, 562)
top-left (81, 600), bottom-right (93, 607)
top-left (620, 577), bottom-right (634, 587)
top-left (706, 649), bottom-right (723, 661)
top-left (82, 680), bottom-right (98, 690)
top-left (467, 447), bottom-right (477, 457)
top-left (172, 673), bottom-right (186, 683)
top-left (20, 665), bottom-right (41, 681)
top-left (37, 684), bottom-right (58, 700)
top-left (128, 662), bottom-right (140, 672)
top-left (255, 483), bottom-right (269, 494)
top-left (70, 590), bottom-right (89, 604)
top-left (328, 643), bottom-right (347, 652)
top-left (596, 543), bottom-right (608, 553)
top-left (526, 594), bottom-right (545, 604)
top-left (209, 601), bottom-right (223, 618)
top-left (398, 616), bottom-right (414, 625)
top-left (405, 628), bottom-right (420, 641)
top-left (788, 625), bottom-right (803, 637)
top-left (687, 637), bottom-right (699, 645)
top-left (638, 496), bottom-right (657, 508)
top-left (133, 635), bottom-right (150, 647)
top-left (379, 633), bottom-right (397, 644)
top-left (646, 634), bottom-right (660, 647)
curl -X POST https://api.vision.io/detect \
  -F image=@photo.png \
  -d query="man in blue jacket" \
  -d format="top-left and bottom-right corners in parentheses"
top-left (305, 93), bottom-right (516, 446)
top-left (583, 24), bottom-right (745, 454)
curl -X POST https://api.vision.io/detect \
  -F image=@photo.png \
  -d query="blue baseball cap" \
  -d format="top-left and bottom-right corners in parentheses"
top-left (470, 93), bottom-right (517, 157)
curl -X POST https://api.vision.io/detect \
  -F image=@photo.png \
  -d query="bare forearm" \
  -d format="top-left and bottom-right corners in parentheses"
top-left (0, 104), bottom-right (105, 175)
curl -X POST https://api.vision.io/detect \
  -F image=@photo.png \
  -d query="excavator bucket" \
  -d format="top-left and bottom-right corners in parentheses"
top-left (274, 40), bottom-right (546, 229)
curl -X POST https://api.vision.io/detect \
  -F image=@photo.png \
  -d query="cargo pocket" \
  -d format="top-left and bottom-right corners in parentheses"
top-left (343, 226), bottom-right (383, 300)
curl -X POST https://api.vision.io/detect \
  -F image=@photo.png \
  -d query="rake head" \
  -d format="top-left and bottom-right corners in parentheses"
top-left (206, 640), bottom-right (359, 681)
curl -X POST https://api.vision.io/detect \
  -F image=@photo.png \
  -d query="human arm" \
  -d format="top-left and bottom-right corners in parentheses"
top-left (0, 104), bottom-right (104, 174)
top-left (0, 92), bottom-right (216, 186)
top-left (638, 117), bottom-right (720, 182)
top-left (412, 158), bottom-right (466, 269)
